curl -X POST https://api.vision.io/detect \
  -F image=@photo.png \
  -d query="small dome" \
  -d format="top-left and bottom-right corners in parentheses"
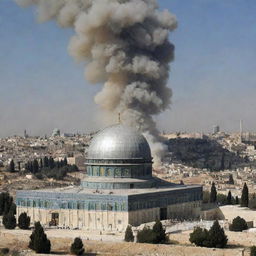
top-left (87, 124), bottom-right (152, 161)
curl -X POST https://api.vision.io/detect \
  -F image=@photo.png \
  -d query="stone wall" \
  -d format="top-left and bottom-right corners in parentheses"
top-left (17, 207), bottom-right (129, 231)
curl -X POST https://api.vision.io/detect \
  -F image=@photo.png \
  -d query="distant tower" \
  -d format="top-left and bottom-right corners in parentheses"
top-left (24, 129), bottom-right (28, 138)
top-left (240, 120), bottom-right (243, 142)
top-left (213, 125), bottom-right (220, 134)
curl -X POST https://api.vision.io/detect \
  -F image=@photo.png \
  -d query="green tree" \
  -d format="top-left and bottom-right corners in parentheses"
top-left (241, 183), bottom-right (249, 207)
top-left (235, 196), bottom-right (239, 205)
top-left (3, 211), bottom-right (16, 229)
top-left (137, 227), bottom-right (157, 244)
top-left (207, 220), bottom-right (228, 248)
top-left (0, 192), bottom-right (14, 216)
top-left (217, 193), bottom-right (227, 205)
top-left (29, 222), bottom-right (51, 254)
top-left (124, 225), bottom-right (134, 242)
top-left (251, 246), bottom-right (256, 256)
top-left (33, 159), bottom-right (39, 174)
top-left (9, 159), bottom-right (15, 172)
top-left (152, 220), bottom-right (166, 243)
top-left (70, 237), bottom-right (85, 255)
top-left (227, 191), bottom-right (232, 205)
top-left (228, 174), bottom-right (234, 184)
top-left (229, 216), bottom-right (248, 232)
top-left (18, 212), bottom-right (30, 230)
top-left (43, 156), bottom-right (49, 168)
top-left (210, 182), bottom-right (217, 203)
top-left (64, 157), bottom-right (68, 166)
top-left (189, 227), bottom-right (209, 247)
top-left (190, 221), bottom-right (228, 248)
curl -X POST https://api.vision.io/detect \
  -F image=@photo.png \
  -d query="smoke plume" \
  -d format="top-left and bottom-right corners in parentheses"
top-left (15, 0), bottom-right (177, 167)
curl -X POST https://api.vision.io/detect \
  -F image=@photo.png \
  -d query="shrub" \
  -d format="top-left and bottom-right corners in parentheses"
top-left (0, 248), bottom-right (9, 255)
top-left (18, 212), bottom-right (30, 230)
top-left (137, 227), bottom-right (157, 244)
top-left (189, 220), bottom-right (227, 248)
top-left (70, 237), bottom-right (84, 255)
top-left (251, 246), bottom-right (256, 256)
top-left (29, 222), bottom-right (51, 254)
top-left (124, 225), bottom-right (134, 242)
top-left (3, 212), bottom-right (16, 229)
top-left (189, 227), bottom-right (209, 247)
top-left (229, 216), bottom-right (248, 232)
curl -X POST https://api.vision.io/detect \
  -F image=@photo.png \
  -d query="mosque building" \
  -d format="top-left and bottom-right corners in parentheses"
top-left (16, 124), bottom-right (202, 232)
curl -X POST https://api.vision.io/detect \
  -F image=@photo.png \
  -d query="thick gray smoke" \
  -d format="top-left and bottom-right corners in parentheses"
top-left (16, 0), bottom-right (177, 167)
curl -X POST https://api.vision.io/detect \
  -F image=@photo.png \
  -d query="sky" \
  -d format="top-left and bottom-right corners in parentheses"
top-left (0, 0), bottom-right (255, 137)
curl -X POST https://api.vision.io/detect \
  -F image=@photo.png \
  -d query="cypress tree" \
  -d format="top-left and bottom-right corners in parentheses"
top-left (29, 222), bottom-right (51, 254)
top-left (9, 160), bottom-right (15, 172)
top-left (210, 182), bottom-right (217, 203)
top-left (64, 157), bottom-right (68, 166)
top-left (3, 211), bottom-right (16, 229)
top-left (33, 159), bottom-right (39, 174)
top-left (207, 220), bottom-right (228, 248)
top-left (124, 225), bottom-right (134, 242)
top-left (241, 183), bottom-right (249, 207)
top-left (235, 196), bottom-right (239, 205)
top-left (44, 156), bottom-right (49, 168)
top-left (228, 174), bottom-right (234, 184)
top-left (0, 192), bottom-right (14, 216)
top-left (18, 212), bottom-right (30, 230)
top-left (227, 191), bottom-right (232, 205)
top-left (70, 237), bottom-right (85, 255)
top-left (152, 220), bottom-right (166, 243)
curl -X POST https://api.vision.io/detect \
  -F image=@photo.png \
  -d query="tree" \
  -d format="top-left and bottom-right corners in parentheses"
top-left (227, 191), bottom-right (232, 205)
top-left (207, 220), bottom-right (228, 248)
top-left (189, 227), bottom-right (209, 247)
top-left (210, 182), bottom-right (217, 203)
top-left (64, 157), bottom-right (68, 166)
top-left (241, 183), bottom-right (249, 207)
top-left (3, 211), bottom-right (16, 229)
top-left (9, 159), bottom-right (15, 172)
top-left (33, 159), bottom-right (39, 174)
top-left (43, 156), bottom-right (49, 168)
top-left (29, 222), bottom-right (51, 254)
top-left (228, 174), bottom-right (234, 184)
top-left (124, 225), bottom-right (134, 242)
top-left (189, 221), bottom-right (227, 248)
top-left (18, 212), bottom-right (30, 230)
top-left (235, 196), bottom-right (239, 205)
top-left (0, 192), bottom-right (14, 216)
top-left (229, 216), bottom-right (248, 232)
top-left (137, 227), bottom-right (157, 244)
top-left (152, 220), bottom-right (166, 243)
top-left (70, 237), bottom-right (85, 255)
top-left (251, 246), bottom-right (256, 256)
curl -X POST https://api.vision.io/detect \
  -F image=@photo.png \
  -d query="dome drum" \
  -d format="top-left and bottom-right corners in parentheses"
top-left (84, 124), bottom-right (153, 189)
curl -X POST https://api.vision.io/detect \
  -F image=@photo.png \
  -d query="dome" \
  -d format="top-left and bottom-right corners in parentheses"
top-left (87, 124), bottom-right (152, 161)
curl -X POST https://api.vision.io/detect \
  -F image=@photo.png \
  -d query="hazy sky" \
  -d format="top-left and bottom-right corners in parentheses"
top-left (0, 0), bottom-right (255, 137)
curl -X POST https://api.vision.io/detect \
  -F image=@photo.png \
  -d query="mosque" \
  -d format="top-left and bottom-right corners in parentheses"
top-left (16, 124), bottom-right (202, 232)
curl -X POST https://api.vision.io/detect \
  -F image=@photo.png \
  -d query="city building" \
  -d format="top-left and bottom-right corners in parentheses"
top-left (16, 124), bottom-right (202, 231)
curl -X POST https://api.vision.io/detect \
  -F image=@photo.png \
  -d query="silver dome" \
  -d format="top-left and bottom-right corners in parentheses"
top-left (87, 124), bottom-right (152, 160)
